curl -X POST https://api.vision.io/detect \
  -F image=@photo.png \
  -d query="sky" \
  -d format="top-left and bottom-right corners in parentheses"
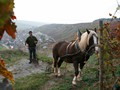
top-left (14, 0), bottom-right (120, 24)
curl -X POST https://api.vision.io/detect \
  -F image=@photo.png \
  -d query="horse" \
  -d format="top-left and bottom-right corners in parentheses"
top-left (52, 28), bottom-right (99, 85)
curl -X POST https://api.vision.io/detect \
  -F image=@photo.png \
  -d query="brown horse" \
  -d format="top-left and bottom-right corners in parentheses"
top-left (52, 29), bottom-right (99, 85)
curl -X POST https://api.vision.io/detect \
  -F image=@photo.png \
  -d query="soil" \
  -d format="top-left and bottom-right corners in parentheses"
top-left (7, 59), bottom-right (49, 78)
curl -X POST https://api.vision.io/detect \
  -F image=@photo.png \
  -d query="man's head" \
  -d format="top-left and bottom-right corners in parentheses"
top-left (29, 31), bottom-right (32, 36)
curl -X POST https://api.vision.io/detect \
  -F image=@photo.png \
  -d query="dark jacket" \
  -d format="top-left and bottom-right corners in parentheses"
top-left (25, 36), bottom-right (38, 47)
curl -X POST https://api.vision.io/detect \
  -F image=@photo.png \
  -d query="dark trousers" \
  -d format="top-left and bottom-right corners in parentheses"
top-left (28, 47), bottom-right (36, 61)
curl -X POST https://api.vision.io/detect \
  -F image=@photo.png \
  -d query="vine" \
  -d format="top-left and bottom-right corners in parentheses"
top-left (0, 0), bottom-right (16, 84)
top-left (99, 13), bottom-right (120, 89)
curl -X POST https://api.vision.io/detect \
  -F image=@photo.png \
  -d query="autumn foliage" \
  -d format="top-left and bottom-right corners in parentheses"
top-left (0, 58), bottom-right (14, 84)
top-left (99, 14), bottom-right (120, 89)
top-left (0, 0), bottom-right (17, 40)
top-left (102, 21), bottom-right (120, 64)
top-left (0, 0), bottom-right (16, 84)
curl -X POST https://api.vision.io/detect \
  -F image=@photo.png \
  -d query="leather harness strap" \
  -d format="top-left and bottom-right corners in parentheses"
top-left (66, 42), bottom-right (72, 54)
top-left (66, 40), bottom-right (81, 55)
top-left (74, 41), bottom-right (80, 51)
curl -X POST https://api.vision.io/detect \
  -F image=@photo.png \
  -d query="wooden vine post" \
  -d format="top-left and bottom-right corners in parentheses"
top-left (99, 20), bottom-right (104, 90)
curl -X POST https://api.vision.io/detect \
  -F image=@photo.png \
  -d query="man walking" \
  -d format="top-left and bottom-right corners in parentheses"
top-left (25, 31), bottom-right (38, 64)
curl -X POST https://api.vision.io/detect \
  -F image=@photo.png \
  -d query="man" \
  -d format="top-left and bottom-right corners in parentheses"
top-left (25, 31), bottom-right (38, 64)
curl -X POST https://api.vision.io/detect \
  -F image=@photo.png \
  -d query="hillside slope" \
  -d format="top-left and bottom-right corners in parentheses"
top-left (14, 20), bottom-right (47, 30)
top-left (36, 18), bottom-right (120, 41)
top-left (36, 22), bottom-right (97, 41)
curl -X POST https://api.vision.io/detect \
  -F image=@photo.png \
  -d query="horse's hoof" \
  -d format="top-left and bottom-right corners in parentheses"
top-left (58, 73), bottom-right (61, 77)
top-left (77, 77), bottom-right (82, 81)
top-left (58, 75), bottom-right (63, 78)
top-left (72, 81), bottom-right (77, 85)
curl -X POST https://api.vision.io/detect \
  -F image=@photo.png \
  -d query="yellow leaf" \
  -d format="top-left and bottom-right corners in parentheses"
top-left (0, 58), bottom-right (14, 84)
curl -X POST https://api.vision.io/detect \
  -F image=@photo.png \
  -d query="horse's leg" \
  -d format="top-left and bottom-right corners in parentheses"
top-left (53, 55), bottom-right (59, 76)
top-left (72, 61), bottom-right (79, 85)
top-left (77, 62), bottom-right (85, 81)
top-left (57, 59), bottom-right (64, 76)
top-left (76, 63), bottom-right (81, 81)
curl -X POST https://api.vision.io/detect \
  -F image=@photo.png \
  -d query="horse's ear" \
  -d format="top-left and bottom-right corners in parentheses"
top-left (94, 28), bottom-right (97, 32)
top-left (77, 29), bottom-right (82, 36)
top-left (77, 29), bottom-right (82, 40)
top-left (86, 29), bottom-right (90, 34)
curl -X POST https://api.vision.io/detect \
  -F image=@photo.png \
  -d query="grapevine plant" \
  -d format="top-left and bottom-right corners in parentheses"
top-left (99, 14), bottom-right (120, 89)
top-left (0, 0), bottom-right (16, 84)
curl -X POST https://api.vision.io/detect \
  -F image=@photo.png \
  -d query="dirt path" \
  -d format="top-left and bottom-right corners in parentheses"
top-left (7, 58), bottom-right (62, 90)
top-left (7, 59), bottom-right (49, 78)
top-left (4, 54), bottom-right (75, 90)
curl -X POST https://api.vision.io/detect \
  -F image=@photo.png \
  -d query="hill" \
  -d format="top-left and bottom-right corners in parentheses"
top-left (35, 18), bottom-right (120, 41)
top-left (0, 20), bottom-right (55, 50)
top-left (36, 22), bottom-right (97, 41)
top-left (14, 20), bottom-right (47, 30)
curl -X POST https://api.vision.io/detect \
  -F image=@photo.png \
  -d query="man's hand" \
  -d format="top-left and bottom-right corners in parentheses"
top-left (34, 41), bottom-right (37, 44)
top-left (25, 44), bottom-right (29, 48)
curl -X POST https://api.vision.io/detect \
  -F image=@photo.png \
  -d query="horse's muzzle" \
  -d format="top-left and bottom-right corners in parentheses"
top-left (95, 46), bottom-right (99, 54)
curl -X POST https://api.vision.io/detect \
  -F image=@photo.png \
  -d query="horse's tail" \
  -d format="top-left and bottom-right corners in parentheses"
top-left (53, 54), bottom-right (59, 68)
top-left (52, 44), bottom-right (59, 68)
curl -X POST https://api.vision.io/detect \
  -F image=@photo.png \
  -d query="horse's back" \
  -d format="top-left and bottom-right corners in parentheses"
top-left (52, 41), bottom-right (69, 57)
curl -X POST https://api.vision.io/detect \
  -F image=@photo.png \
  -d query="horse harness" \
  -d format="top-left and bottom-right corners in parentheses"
top-left (60, 40), bottom-right (98, 60)
top-left (66, 40), bottom-right (80, 54)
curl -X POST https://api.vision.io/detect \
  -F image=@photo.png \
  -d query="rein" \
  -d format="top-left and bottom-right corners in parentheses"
top-left (85, 44), bottom-right (98, 55)
top-left (60, 44), bottom-right (99, 60)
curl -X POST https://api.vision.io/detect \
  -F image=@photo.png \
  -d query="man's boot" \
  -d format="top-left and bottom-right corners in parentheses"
top-left (29, 59), bottom-right (32, 64)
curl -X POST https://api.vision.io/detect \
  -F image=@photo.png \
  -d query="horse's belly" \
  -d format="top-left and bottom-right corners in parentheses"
top-left (64, 58), bottom-right (73, 63)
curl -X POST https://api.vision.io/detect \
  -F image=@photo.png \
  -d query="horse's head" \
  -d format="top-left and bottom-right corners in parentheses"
top-left (78, 28), bottom-right (99, 54)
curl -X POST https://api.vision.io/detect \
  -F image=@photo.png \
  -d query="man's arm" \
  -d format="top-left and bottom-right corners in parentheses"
top-left (25, 37), bottom-right (28, 46)
top-left (34, 36), bottom-right (38, 44)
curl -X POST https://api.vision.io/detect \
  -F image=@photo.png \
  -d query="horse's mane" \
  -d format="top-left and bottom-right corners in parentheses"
top-left (78, 30), bottom-right (98, 52)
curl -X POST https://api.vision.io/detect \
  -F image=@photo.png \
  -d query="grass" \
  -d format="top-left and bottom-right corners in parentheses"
top-left (12, 54), bottom-right (100, 90)
top-left (1, 49), bottom-right (119, 90)
top-left (50, 54), bottom-right (100, 90)
top-left (37, 53), bottom-right (53, 64)
top-left (13, 71), bottom-right (99, 90)
top-left (14, 73), bottom-right (49, 90)
top-left (0, 49), bottom-right (28, 65)
top-left (0, 49), bottom-right (53, 65)
top-left (50, 76), bottom-right (73, 90)
top-left (50, 73), bottom-right (99, 90)
top-left (0, 45), bottom-right (6, 51)
top-left (116, 65), bottom-right (120, 76)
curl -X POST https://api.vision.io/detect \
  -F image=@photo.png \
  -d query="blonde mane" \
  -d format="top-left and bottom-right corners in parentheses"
top-left (78, 30), bottom-right (98, 52)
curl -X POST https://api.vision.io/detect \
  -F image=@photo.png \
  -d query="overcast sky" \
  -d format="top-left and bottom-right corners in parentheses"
top-left (14, 0), bottom-right (119, 24)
